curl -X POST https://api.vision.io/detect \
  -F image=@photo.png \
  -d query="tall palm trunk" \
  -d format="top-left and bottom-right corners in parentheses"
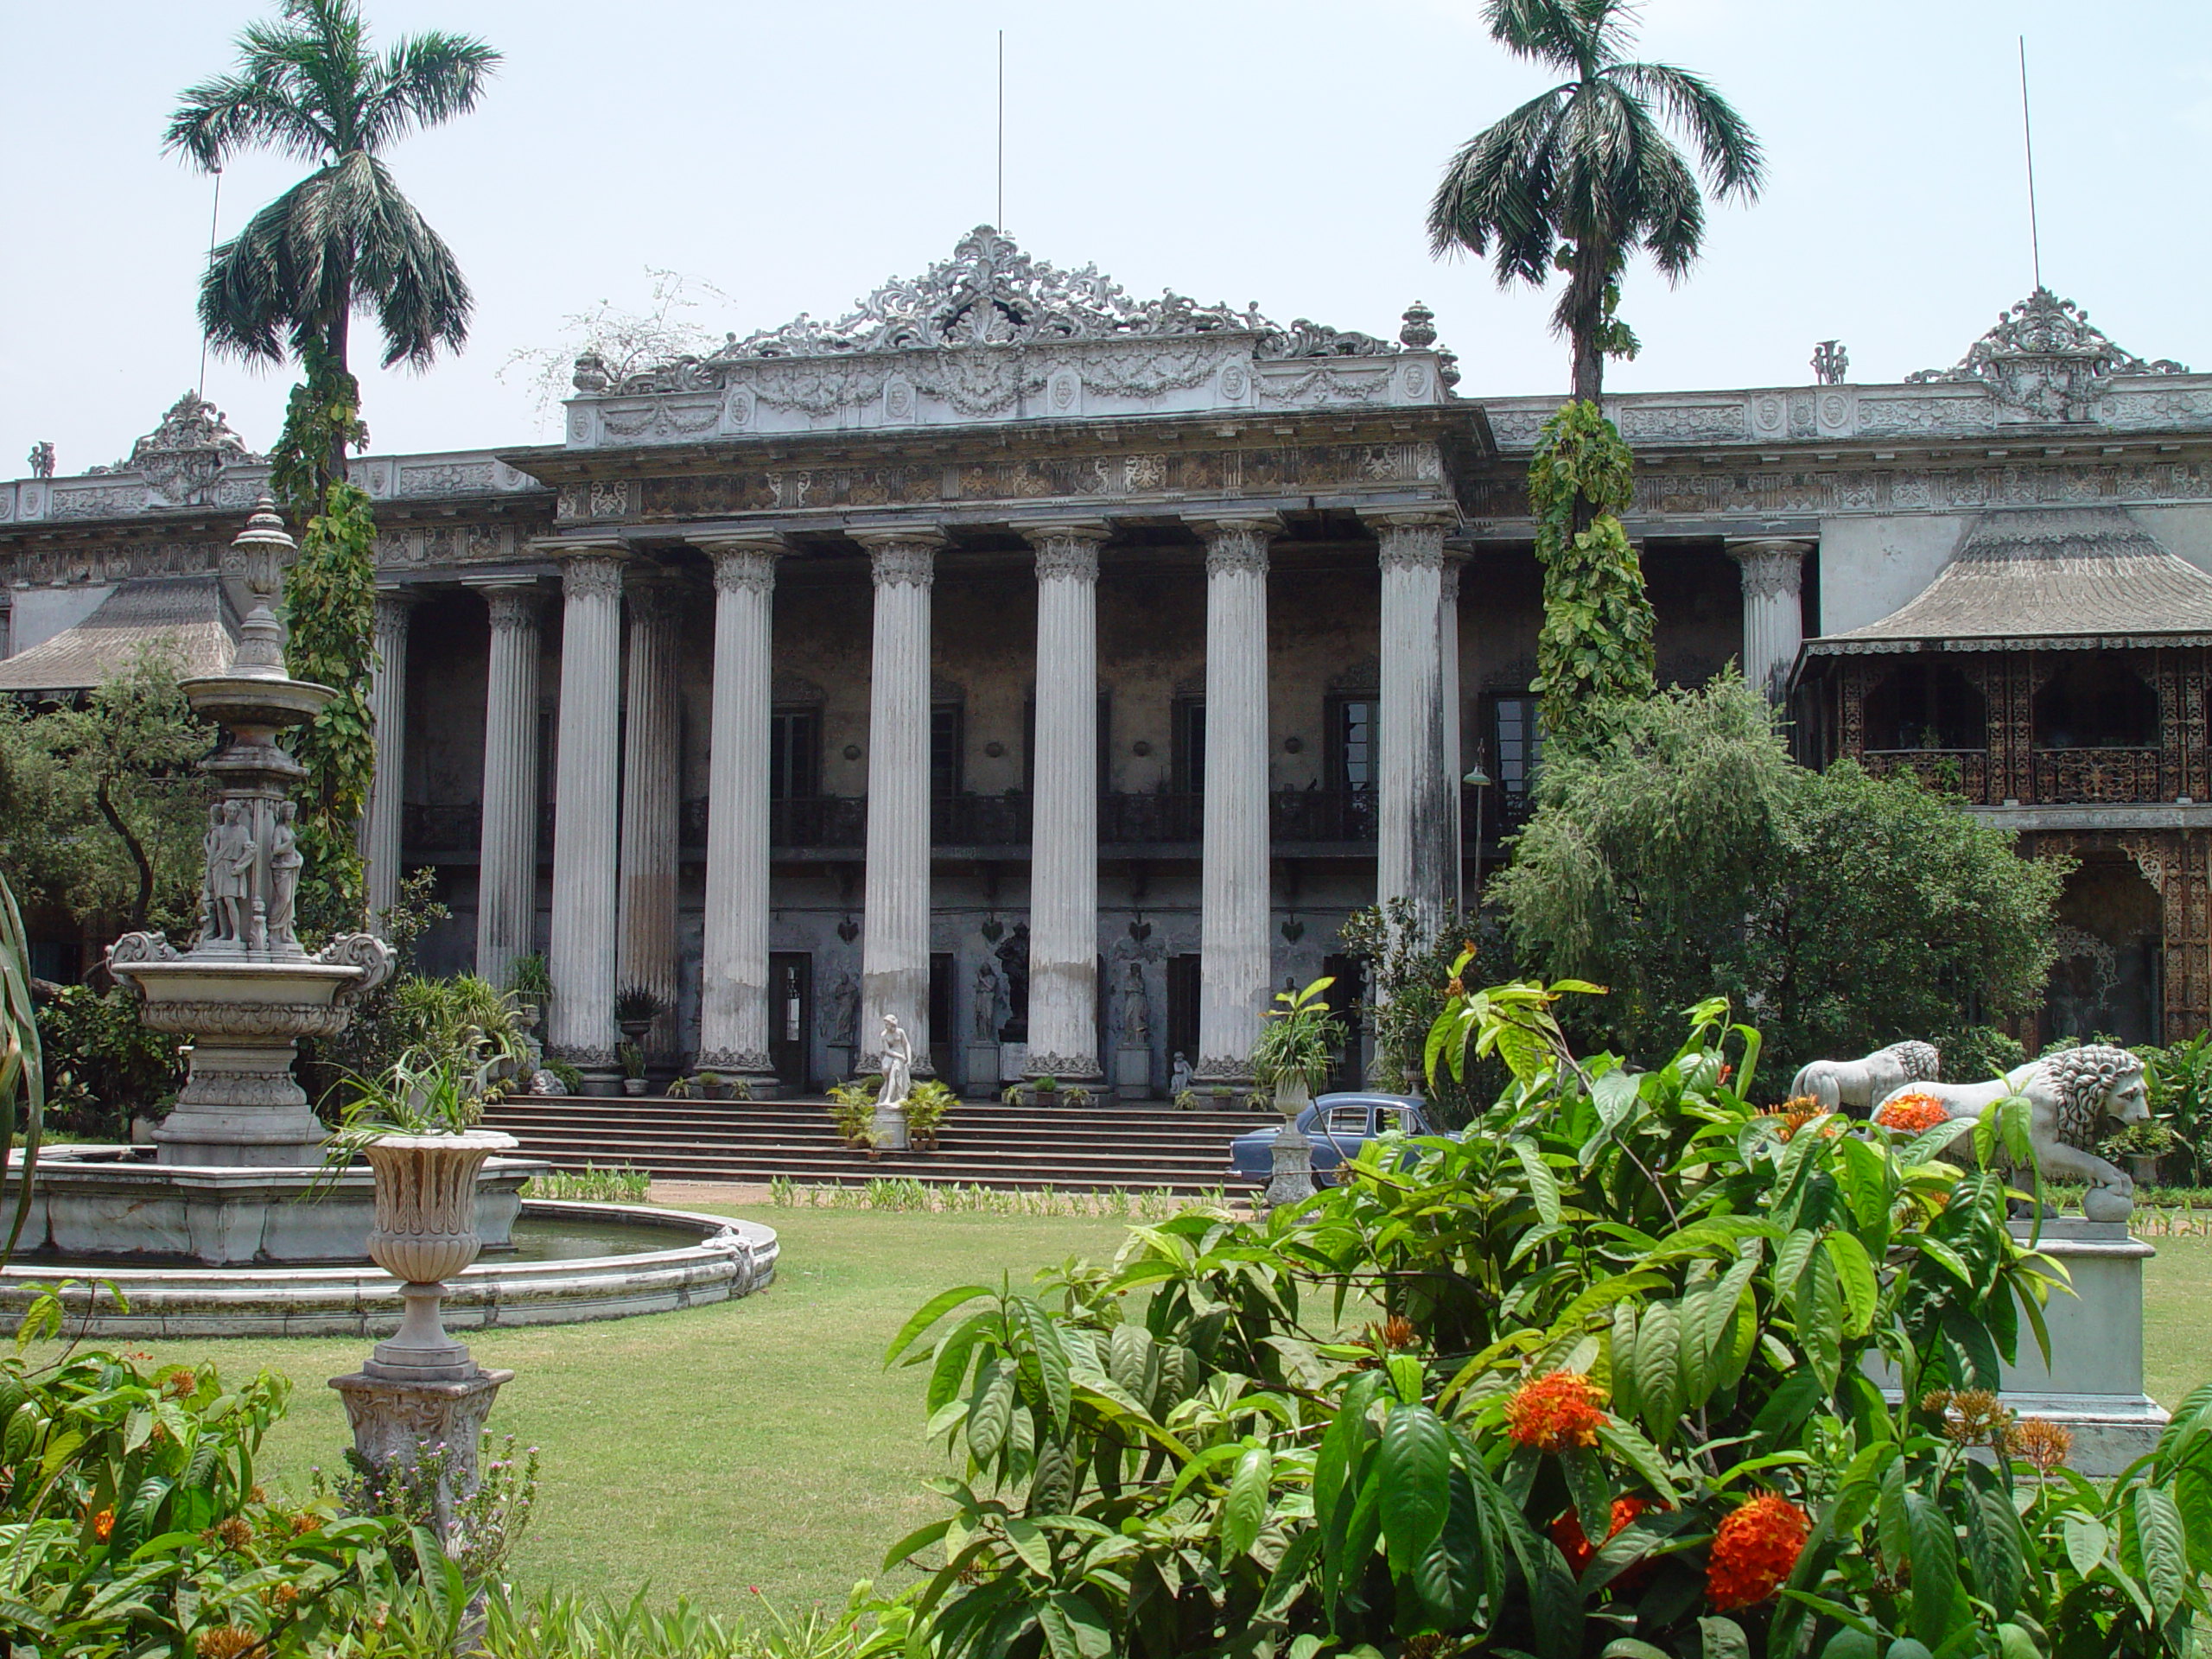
top-left (1566, 238), bottom-right (1610, 408)
top-left (323, 288), bottom-right (353, 492)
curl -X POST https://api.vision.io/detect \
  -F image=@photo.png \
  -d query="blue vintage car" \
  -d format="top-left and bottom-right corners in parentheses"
top-left (1227, 1092), bottom-right (1432, 1185)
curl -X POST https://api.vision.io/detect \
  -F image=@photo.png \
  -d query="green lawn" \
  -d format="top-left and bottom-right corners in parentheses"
top-left (115, 1207), bottom-right (1135, 1617)
top-left (86, 1210), bottom-right (2212, 1619)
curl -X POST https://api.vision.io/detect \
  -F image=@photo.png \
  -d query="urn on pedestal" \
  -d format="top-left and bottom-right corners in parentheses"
top-left (1249, 977), bottom-right (1344, 1210)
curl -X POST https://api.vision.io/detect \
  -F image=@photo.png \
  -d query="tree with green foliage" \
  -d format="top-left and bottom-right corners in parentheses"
top-left (1427, 0), bottom-right (1764, 406)
top-left (0, 649), bottom-right (213, 938)
top-left (1492, 675), bottom-right (2067, 1077)
top-left (1528, 400), bottom-right (1653, 750)
top-left (166, 0), bottom-right (498, 934)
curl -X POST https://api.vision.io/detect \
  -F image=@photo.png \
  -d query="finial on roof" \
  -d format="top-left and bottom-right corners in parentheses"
top-left (1399, 302), bottom-right (1438, 348)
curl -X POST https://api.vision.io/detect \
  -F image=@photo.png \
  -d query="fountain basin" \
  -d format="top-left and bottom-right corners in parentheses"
top-left (9, 1142), bottom-right (546, 1266)
top-left (0, 1200), bottom-right (775, 1338)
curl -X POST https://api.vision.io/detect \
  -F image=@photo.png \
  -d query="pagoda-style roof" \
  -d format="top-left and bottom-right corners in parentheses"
top-left (0, 575), bottom-right (236, 694)
top-left (1804, 507), bottom-right (2212, 658)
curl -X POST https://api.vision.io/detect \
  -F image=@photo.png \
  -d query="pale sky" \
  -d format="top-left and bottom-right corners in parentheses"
top-left (4, 0), bottom-right (2208, 474)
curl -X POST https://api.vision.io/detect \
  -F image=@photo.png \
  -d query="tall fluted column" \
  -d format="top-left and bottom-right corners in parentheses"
top-left (1194, 516), bottom-right (1277, 1084)
top-left (858, 531), bottom-right (944, 1085)
top-left (618, 575), bottom-right (683, 1059)
top-left (1018, 521), bottom-right (1109, 1084)
top-left (467, 581), bottom-right (546, 990)
top-left (362, 587), bottom-right (418, 922)
top-left (548, 546), bottom-right (627, 1076)
top-left (1370, 512), bottom-right (1455, 937)
top-left (1729, 539), bottom-right (1812, 703)
top-left (1441, 553), bottom-right (1466, 912)
top-left (697, 537), bottom-right (781, 1088)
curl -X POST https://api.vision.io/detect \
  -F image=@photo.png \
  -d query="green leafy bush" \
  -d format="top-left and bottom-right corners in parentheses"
top-left (880, 977), bottom-right (2212, 1659)
top-left (2139, 1032), bottom-right (2212, 1186)
top-left (36, 980), bottom-right (184, 1136)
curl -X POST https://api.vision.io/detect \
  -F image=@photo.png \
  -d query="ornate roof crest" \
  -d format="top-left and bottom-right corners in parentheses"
top-left (1907, 288), bottom-right (2187, 422)
top-left (577, 226), bottom-right (1397, 395)
top-left (90, 392), bottom-right (263, 505)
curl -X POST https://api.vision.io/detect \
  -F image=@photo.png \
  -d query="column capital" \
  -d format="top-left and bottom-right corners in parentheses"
top-left (1016, 520), bottom-right (1111, 582)
top-left (1440, 550), bottom-right (1467, 604)
top-left (1191, 514), bottom-right (1281, 577)
top-left (623, 568), bottom-right (687, 619)
top-left (555, 546), bottom-right (630, 601)
top-left (859, 531), bottom-right (943, 589)
top-left (701, 538), bottom-right (782, 595)
top-left (372, 582), bottom-right (423, 608)
top-left (1727, 538), bottom-right (1811, 600)
top-left (463, 577), bottom-right (550, 632)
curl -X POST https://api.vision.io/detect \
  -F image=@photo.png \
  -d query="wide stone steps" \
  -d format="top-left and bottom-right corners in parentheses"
top-left (481, 1096), bottom-right (1268, 1192)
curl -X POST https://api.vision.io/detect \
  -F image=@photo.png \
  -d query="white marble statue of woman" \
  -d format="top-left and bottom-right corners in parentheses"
top-left (877, 1014), bottom-right (913, 1107)
top-left (973, 959), bottom-right (1001, 1042)
top-left (1119, 959), bottom-right (1150, 1047)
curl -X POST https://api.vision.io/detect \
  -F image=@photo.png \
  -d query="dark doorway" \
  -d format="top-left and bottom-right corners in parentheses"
top-left (768, 952), bottom-right (811, 1091)
top-left (1166, 954), bottom-right (1201, 1077)
top-left (1321, 953), bottom-right (1367, 1091)
top-left (929, 951), bottom-right (957, 1079)
top-left (2033, 658), bottom-right (2159, 749)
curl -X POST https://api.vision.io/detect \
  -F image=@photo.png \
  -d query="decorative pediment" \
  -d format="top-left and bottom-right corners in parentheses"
top-left (1908, 289), bottom-right (2188, 423)
top-left (88, 392), bottom-right (263, 507)
top-left (575, 226), bottom-right (1400, 396)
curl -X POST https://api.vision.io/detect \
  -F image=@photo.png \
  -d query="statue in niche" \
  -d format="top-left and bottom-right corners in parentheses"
top-left (267, 802), bottom-right (302, 944)
top-left (876, 1014), bottom-right (914, 1107)
top-left (208, 802), bottom-right (257, 944)
top-left (1118, 959), bottom-right (1150, 1047)
top-left (972, 958), bottom-right (1003, 1042)
top-left (818, 970), bottom-right (860, 1048)
top-left (199, 808), bottom-right (223, 941)
top-left (994, 923), bottom-right (1030, 1042)
top-left (1170, 1053), bottom-right (1193, 1098)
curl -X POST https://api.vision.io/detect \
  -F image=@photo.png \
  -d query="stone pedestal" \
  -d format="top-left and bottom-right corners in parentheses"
top-left (329, 1367), bottom-right (513, 1492)
top-left (2000, 1217), bottom-right (2169, 1475)
top-left (871, 1099), bottom-right (911, 1151)
top-left (1265, 1120), bottom-right (1315, 1208)
top-left (1115, 1046), bottom-right (1151, 1102)
top-left (964, 1042), bottom-right (1001, 1099)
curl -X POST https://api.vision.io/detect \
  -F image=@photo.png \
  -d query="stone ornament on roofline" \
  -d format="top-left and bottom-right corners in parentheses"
top-left (1907, 288), bottom-right (2189, 423)
top-left (583, 226), bottom-right (1405, 394)
top-left (86, 391), bottom-right (262, 507)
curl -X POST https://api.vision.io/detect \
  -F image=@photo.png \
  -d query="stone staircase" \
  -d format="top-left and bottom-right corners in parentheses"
top-left (480, 1095), bottom-right (1268, 1192)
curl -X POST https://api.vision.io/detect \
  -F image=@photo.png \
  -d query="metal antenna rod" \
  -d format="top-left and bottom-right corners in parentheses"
top-left (996, 29), bottom-right (1005, 232)
top-left (2018, 35), bottom-right (2043, 290)
top-left (198, 167), bottom-right (223, 400)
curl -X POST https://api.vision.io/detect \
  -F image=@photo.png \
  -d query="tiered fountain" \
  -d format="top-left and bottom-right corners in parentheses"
top-left (10, 500), bottom-right (539, 1267)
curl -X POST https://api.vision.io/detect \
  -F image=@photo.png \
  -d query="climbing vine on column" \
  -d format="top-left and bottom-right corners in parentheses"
top-left (1529, 399), bottom-right (1656, 753)
top-left (270, 344), bottom-right (378, 941)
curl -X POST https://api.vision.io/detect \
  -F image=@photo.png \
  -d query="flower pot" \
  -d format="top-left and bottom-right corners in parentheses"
top-left (1273, 1076), bottom-right (1313, 1122)
top-left (622, 1077), bottom-right (649, 1096)
top-left (618, 1019), bottom-right (652, 1046)
top-left (361, 1130), bottom-right (518, 1382)
top-left (704, 1079), bottom-right (734, 1102)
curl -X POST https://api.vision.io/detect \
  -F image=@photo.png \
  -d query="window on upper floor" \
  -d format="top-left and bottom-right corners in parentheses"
top-left (1862, 663), bottom-right (1987, 752)
top-left (1328, 696), bottom-right (1377, 797)
top-left (2033, 658), bottom-right (2159, 749)
top-left (768, 709), bottom-right (822, 800)
top-left (1173, 698), bottom-right (1205, 794)
top-left (931, 702), bottom-right (964, 797)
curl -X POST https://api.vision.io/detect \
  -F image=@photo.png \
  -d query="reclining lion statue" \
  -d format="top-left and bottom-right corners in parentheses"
top-left (1790, 1039), bottom-right (1941, 1116)
top-left (1872, 1042), bottom-right (2152, 1220)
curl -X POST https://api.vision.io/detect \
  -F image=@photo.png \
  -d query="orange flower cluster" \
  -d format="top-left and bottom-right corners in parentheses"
top-left (1876, 1092), bottom-right (1951, 1135)
top-left (1764, 1096), bottom-right (1830, 1143)
top-left (2002, 1416), bottom-right (2074, 1473)
top-left (91, 1507), bottom-right (116, 1541)
top-left (1707, 1494), bottom-right (1809, 1611)
top-left (1505, 1370), bottom-right (1607, 1453)
top-left (194, 1627), bottom-right (259, 1659)
top-left (163, 1367), bottom-right (199, 1399)
top-left (1549, 1497), bottom-right (1654, 1576)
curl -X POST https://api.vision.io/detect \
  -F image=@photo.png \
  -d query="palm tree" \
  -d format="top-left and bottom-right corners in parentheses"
top-left (1428, 0), bottom-right (1764, 404)
top-left (166, 0), bottom-right (499, 472)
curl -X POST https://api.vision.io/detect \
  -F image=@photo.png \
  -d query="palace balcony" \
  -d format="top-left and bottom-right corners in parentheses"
top-left (1860, 749), bottom-right (1991, 799)
top-left (2031, 747), bottom-right (2164, 804)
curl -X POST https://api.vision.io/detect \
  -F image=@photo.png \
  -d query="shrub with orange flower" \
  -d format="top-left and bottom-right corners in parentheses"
top-left (1504, 1370), bottom-right (1607, 1453)
top-left (1876, 1091), bottom-right (1952, 1135)
top-left (91, 1507), bottom-right (116, 1541)
top-left (1550, 1496), bottom-right (1654, 1577)
top-left (2002, 1416), bottom-right (2074, 1473)
top-left (1707, 1494), bottom-right (1809, 1611)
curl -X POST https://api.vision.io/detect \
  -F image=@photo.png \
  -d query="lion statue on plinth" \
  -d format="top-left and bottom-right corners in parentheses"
top-left (1790, 1039), bottom-right (1941, 1116)
top-left (1872, 1043), bottom-right (2152, 1220)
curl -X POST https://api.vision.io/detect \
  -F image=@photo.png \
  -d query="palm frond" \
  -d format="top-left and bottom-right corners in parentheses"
top-left (360, 32), bottom-right (501, 153)
top-left (1608, 60), bottom-right (1765, 201)
top-left (334, 153), bottom-right (474, 367)
top-left (1427, 87), bottom-right (1569, 285)
top-left (1629, 127), bottom-right (1707, 282)
top-left (163, 72), bottom-right (332, 170)
top-left (1481, 0), bottom-right (1594, 72)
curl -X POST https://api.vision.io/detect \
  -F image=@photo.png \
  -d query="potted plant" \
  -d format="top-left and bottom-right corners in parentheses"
top-left (508, 952), bottom-right (553, 1027)
top-left (327, 1053), bottom-right (518, 1381)
top-left (613, 984), bottom-right (666, 1046)
top-left (827, 1080), bottom-right (877, 1148)
top-left (617, 1041), bottom-right (648, 1096)
top-left (666, 1073), bottom-right (701, 1099)
top-left (2102, 1116), bottom-right (2177, 1188)
top-left (1249, 976), bottom-right (1344, 1209)
top-left (696, 1070), bottom-right (730, 1102)
top-left (906, 1078), bottom-right (957, 1151)
top-left (1030, 1074), bottom-right (1061, 1108)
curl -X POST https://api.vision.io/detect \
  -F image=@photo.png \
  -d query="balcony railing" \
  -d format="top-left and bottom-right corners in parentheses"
top-left (1101, 791), bottom-right (1202, 844)
top-left (1270, 788), bottom-right (1377, 843)
top-left (2031, 747), bottom-right (2163, 804)
top-left (933, 791), bottom-right (1033, 847)
top-left (1862, 749), bottom-right (1990, 799)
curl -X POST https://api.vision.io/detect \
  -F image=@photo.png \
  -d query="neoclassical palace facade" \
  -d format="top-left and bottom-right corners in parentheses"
top-left (7, 231), bottom-right (2212, 1086)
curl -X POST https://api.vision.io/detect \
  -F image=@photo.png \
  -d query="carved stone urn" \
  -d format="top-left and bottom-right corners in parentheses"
top-left (359, 1130), bottom-right (519, 1382)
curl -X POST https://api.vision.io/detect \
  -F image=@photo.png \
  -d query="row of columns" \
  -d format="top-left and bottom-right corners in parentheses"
top-left (352, 527), bottom-right (1810, 1083)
